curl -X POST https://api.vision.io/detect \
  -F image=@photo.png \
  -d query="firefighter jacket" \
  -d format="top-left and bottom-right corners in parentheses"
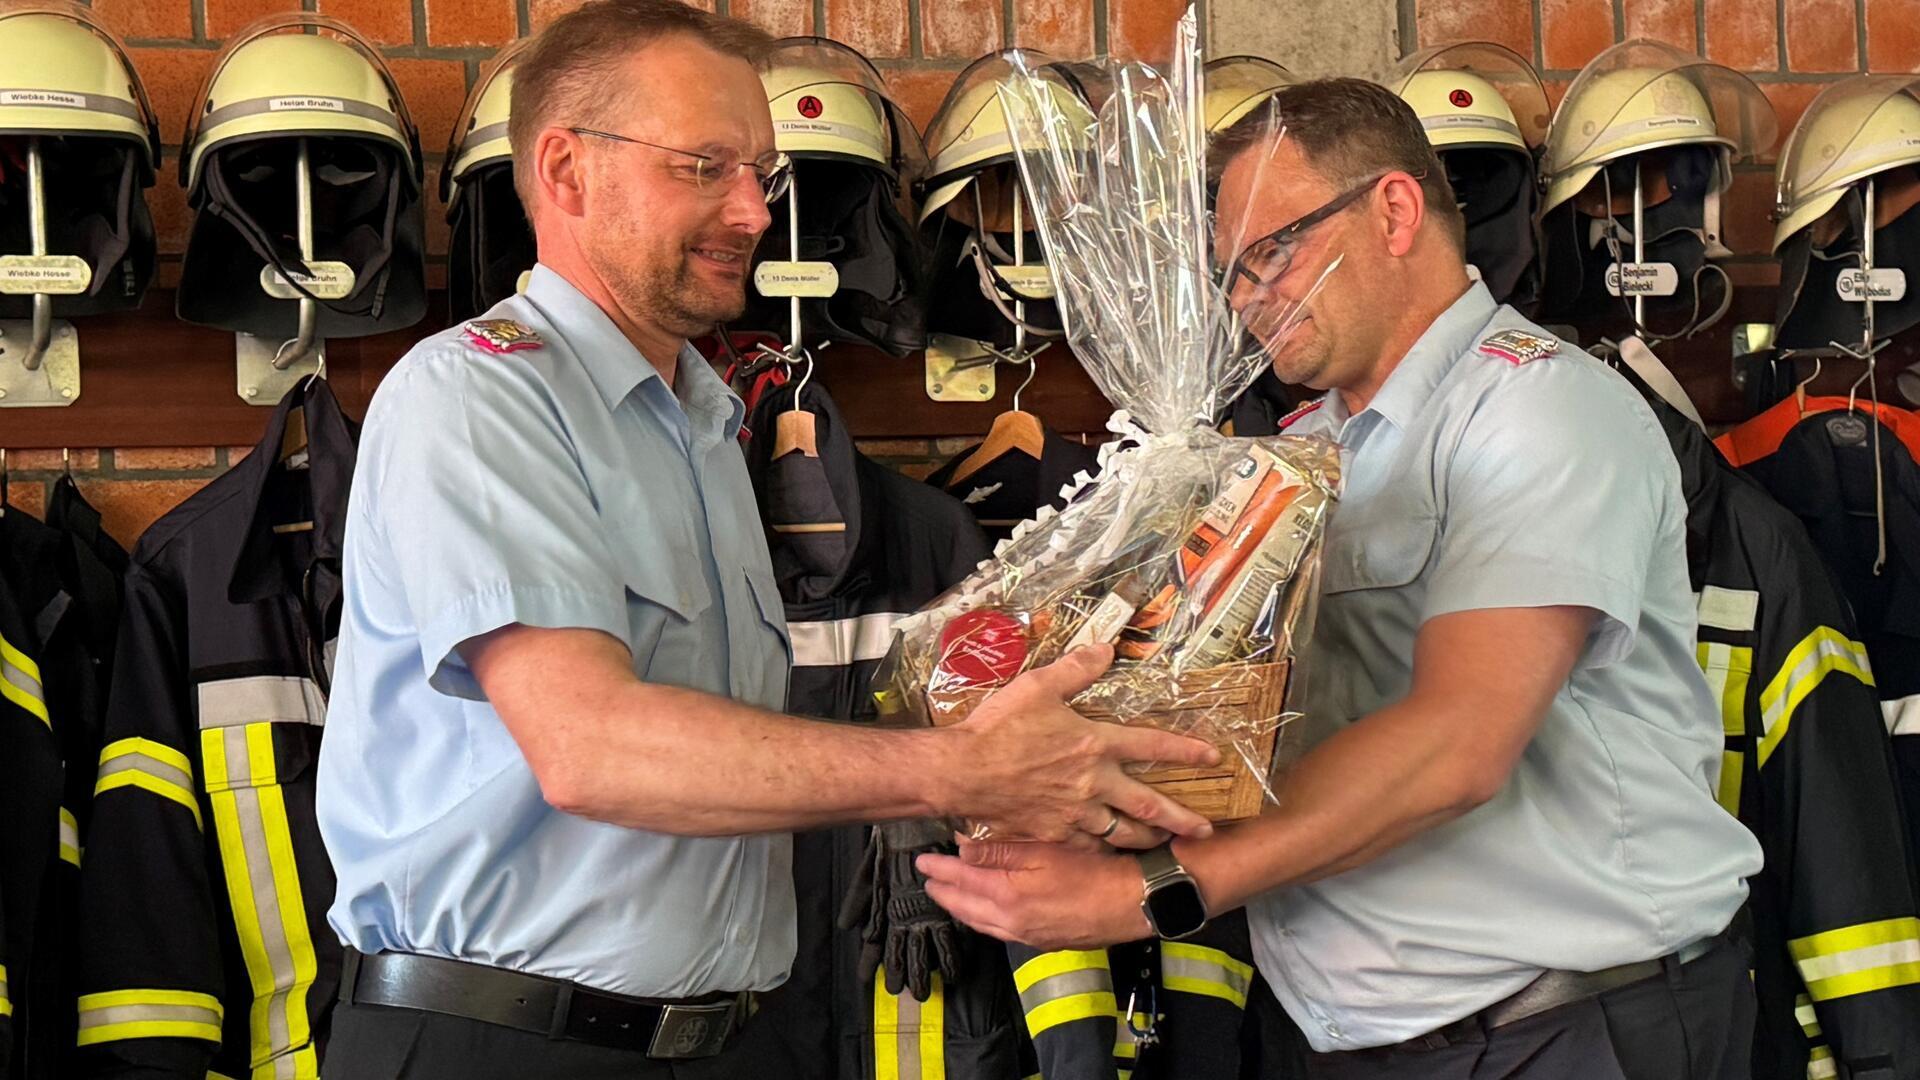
top-left (1739, 409), bottom-right (1920, 875)
top-left (0, 479), bottom-right (127, 1080)
top-left (925, 425), bottom-right (1101, 548)
top-left (732, 379), bottom-right (1027, 1080)
top-left (1008, 916), bottom-right (1264, 1080)
top-left (74, 381), bottom-right (354, 1080)
top-left (1648, 398), bottom-right (1920, 1080)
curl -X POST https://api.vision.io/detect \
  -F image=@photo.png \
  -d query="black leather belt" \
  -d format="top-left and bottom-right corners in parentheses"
top-left (339, 949), bottom-right (752, 1059)
top-left (1389, 929), bottom-right (1731, 1052)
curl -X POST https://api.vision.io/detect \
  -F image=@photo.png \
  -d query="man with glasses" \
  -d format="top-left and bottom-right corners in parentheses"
top-left (314, 3), bottom-right (1222, 1075)
top-left (920, 78), bottom-right (1762, 1079)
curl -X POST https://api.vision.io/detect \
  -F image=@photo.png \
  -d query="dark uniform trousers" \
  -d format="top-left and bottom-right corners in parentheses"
top-left (1301, 937), bottom-right (1755, 1080)
top-left (326, 997), bottom-right (804, 1079)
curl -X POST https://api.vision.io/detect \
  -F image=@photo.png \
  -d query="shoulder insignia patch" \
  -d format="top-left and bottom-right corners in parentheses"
top-left (1477, 328), bottom-right (1558, 366)
top-left (464, 319), bottom-right (543, 354)
top-left (1277, 398), bottom-right (1325, 431)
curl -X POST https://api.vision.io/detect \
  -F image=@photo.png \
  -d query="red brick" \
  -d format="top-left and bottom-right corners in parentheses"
top-left (1623, 0), bottom-right (1696, 50)
top-left (156, 261), bottom-right (183, 290)
top-left (150, 175), bottom-right (193, 257)
top-left (1542, 0), bottom-right (1613, 71)
top-left (528, 0), bottom-right (591, 31)
top-left (1758, 81), bottom-right (1826, 161)
top-left (1543, 77), bottom-right (1572, 113)
top-left (826, 0), bottom-right (911, 58)
top-left (206, 0), bottom-right (302, 40)
top-left (425, 0), bottom-right (518, 47)
top-left (3, 479), bottom-right (47, 521)
top-left (78, 478), bottom-right (212, 548)
top-left (126, 48), bottom-right (218, 149)
top-left (113, 447), bottom-right (220, 471)
top-left (6, 449), bottom-right (101, 472)
top-left (227, 445), bottom-right (255, 466)
top-left (314, 0), bottom-right (416, 46)
top-left (924, 0), bottom-right (1003, 59)
top-left (878, 66), bottom-right (956, 133)
top-left (1011, 0), bottom-right (1093, 56)
top-left (1110, 0), bottom-right (1188, 64)
top-left (1721, 168), bottom-right (1777, 254)
top-left (1865, 0), bottom-right (1920, 71)
top-left (387, 58), bottom-right (471, 172)
top-left (1785, 0), bottom-right (1858, 71)
top-left (731, 0), bottom-right (814, 38)
top-left (92, 0), bottom-right (192, 40)
top-left (1704, 0), bottom-right (1778, 71)
top-left (1415, 0), bottom-right (1533, 57)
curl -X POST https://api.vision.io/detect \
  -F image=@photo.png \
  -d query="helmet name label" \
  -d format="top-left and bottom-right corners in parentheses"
top-left (1604, 261), bottom-right (1680, 297)
top-left (1836, 267), bottom-right (1907, 302)
top-left (753, 260), bottom-right (840, 298)
top-left (999, 264), bottom-right (1055, 299)
top-left (268, 96), bottom-right (347, 114)
top-left (0, 254), bottom-right (91, 295)
top-left (0, 90), bottom-right (86, 110)
top-left (260, 262), bottom-right (357, 301)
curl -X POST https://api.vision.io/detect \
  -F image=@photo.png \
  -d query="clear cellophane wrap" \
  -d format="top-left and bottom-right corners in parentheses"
top-left (873, 11), bottom-right (1343, 833)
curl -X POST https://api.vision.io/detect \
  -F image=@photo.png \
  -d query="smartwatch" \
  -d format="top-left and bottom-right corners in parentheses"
top-left (1135, 843), bottom-right (1209, 939)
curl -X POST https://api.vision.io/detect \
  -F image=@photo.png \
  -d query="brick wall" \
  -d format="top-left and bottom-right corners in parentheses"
top-left (1407, 0), bottom-right (1920, 287)
top-left (8, 0), bottom-right (1185, 548)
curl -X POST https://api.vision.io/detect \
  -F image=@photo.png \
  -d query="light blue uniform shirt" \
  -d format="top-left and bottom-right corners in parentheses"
top-left (317, 265), bottom-right (795, 998)
top-left (1249, 282), bottom-right (1762, 1051)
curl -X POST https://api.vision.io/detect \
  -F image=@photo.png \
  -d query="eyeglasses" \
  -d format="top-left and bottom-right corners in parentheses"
top-left (1220, 171), bottom-right (1423, 297)
top-left (570, 127), bottom-right (793, 203)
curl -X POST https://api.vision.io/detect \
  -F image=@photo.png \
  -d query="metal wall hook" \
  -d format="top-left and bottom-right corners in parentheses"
top-left (1011, 353), bottom-right (1037, 412)
top-left (273, 138), bottom-right (319, 371)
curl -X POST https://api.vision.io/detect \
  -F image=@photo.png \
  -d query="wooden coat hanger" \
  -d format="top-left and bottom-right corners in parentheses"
top-left (950, 354), bottom-right (1045, 486)
top-left (772, 350), bottom-right (819, 459)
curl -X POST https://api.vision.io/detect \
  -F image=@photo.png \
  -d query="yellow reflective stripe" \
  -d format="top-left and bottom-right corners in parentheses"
top-left (1697, 642), bottom-right (1752, 738)
top-left (1024, 991), bottom-right (1118, 1039)
top-left (1161, 941), bottom-right (1254, 1009)
top-left (0, 963), bottom-right (11, 1018)
top-left (203, 723), bottom-right (321, 1072)
top-left (1790, 917), bottom-right (1920, 1001)
top-left (58, 805), bottom-right (81, 866)
top-left (1014, 949), bottom-right (1116, 1039)
top-left (94, 772), bottom-right (203, 830)
top-left (0, 633), bottom-right (48, 727)
top-left (1717, 751), bottom-right (1744, 816)
top-left (1807, 1045), bottom-right (1837, 1079)
top-left (874, 973), bottom-right (900, 1080)
top-left (1013, 950), bottom-right (1110, 992)
top-left (76, 989), bottom-right (223, 1046)
top-left (872, 969), bottom-right (945, 1080)
top-left (249, 1044), bottom-right (318, 1080)
top-left (1794, 993), bottom-right (1822, 1038)
top-left (100, 735), bottom-right (192, 775)
top-left (1758, 628), bottom-right (1875, 767)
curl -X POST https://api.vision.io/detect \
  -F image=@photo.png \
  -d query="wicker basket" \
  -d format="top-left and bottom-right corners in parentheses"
top-left (926, 660), bottom-right (1293, 824)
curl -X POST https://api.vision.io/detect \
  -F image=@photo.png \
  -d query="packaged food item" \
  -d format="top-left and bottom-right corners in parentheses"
top-left (871, 15), bottom-right (1343, 833)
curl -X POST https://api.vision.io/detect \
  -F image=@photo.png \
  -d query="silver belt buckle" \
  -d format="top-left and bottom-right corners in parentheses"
top-left (647, 999), bottom-right (738, 1060)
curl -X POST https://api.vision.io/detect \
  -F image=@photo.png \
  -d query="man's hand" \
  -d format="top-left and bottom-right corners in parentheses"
top-left (917, 838), bottom-right (1151, 951)
top-left (939, 644), bottom-right (1222, 845)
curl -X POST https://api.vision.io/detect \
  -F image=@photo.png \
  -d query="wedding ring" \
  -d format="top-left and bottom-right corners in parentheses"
top-left (1098, 812), bottom-right (1121, 840)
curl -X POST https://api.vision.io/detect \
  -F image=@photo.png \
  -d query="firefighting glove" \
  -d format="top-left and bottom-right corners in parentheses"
top-left (837, 817), bottom-right (965, 1002)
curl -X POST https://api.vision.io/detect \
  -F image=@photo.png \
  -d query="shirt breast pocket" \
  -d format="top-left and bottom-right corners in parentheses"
top-left (615, 545), bottom-right (715, 671)
top-left (1319, 508), bottom-right (1440, 596)
top-left (744, 567), bottom-right (793, 668)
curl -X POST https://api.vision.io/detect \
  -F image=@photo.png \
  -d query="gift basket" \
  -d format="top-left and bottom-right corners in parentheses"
top-left (874, 11), bottom-right (1343, 830)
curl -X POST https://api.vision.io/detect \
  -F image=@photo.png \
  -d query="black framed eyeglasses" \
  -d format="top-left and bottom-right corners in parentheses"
top-left (1221, 170), bottom-right (1425, 297)
top-left (570, 127), bottom-right (793, 203)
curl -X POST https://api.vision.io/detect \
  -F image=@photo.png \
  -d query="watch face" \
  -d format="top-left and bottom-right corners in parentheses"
top-left (1147, 878), bottom-right (1209, 939)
